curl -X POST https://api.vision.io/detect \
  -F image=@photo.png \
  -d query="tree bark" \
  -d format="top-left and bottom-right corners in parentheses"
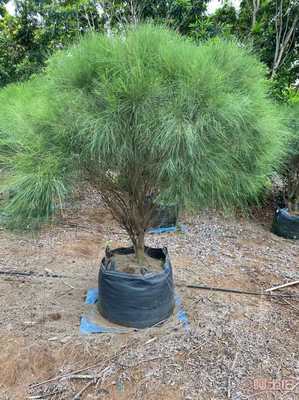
top-left (252, 0), bottom-right (260, 28)
top-left (287, 169), bottom-right (299, 214)
top-left (134, 230), bottom-right (145, 263)
top-left (271, 1), bottom-right (298, 78)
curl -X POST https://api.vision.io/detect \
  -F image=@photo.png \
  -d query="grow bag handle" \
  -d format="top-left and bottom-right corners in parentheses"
top-left (103, 246), bottom-right (116, 271)
top-left (163, 247), bottom-right (170, 263)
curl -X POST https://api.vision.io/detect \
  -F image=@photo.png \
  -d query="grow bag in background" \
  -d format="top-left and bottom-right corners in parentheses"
top-left (149, 204), bottom-right (178, 229)
top-left (98, 247), bottom-right (175, 328)
top-left (272, 208), bottom-right (299, 239)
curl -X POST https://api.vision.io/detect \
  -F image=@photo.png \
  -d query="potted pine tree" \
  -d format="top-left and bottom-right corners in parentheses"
top-left (0, 25), bottom-right (289, 327)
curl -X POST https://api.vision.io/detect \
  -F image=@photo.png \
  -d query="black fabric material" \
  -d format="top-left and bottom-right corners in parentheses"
top-left (272, 208), bottom-right (299, 239)
top-left (149, 205), bottom-right (178, 228)
top-left (98, 247), bottom-right (175, 328)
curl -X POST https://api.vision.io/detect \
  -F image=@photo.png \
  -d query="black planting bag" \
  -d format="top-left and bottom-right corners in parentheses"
top-left (149, 204), bottom-right (178, 228)
top-left (98, 247), bottom-right (175, 328)
top-left (272, 208), bottom-right (299, 239)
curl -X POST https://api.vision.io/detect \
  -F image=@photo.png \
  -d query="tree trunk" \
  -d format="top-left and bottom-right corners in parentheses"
top-left (287, 169), bottom-right (299, 214)
top-left (288, 197), bottom-right (299, 214)
top-left (134, 230), bottom-right (145, 263)
top-left (252, 0), bottom-right (260, 29)
top-left (271, 2), bottom-right (298, 79)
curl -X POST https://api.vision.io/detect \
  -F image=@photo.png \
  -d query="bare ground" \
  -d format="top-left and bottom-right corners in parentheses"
top-left (0, 188), bottom-right (298, 400)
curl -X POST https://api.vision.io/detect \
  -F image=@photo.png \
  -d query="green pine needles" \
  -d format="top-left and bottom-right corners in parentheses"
top-left (0, 24), bottom-right (290, 256)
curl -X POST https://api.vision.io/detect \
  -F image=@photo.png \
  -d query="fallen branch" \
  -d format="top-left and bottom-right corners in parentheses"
top-left (61, 280), bottom-right (75, 290)
top-left (0, 269), bottom-right (92, 281)
top-left (71, 380), bottom-right (95, 400)
top-left (29, 361), bottom-right (106, 389)
top-left (265, 280), bottom-right (299, 292)
top-left (0, 270), bottom-right (68, 279)
top-left (27, 389), bottom-right (65, 399)
top-left (0, 270), bottom-right (33, 277)
top-left (29, 339), bottom-right (139, 390)
top-left (117, 354), bottom-right (171, 369)
top-left (227, 352), bottom-right (238, 399)
top-left (65, 374), bottom-right (100, 380)
top-left (30, 353), bottom-right (121, 389)
top-left (280, 298), bottom-right (299, 312)
top-left (186, 284), bottom-right (299, 298)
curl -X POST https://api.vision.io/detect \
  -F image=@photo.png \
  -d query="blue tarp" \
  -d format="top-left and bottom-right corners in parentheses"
top-left (80, 288), bottom-right (189, 334)
top-left (146, 226), bottom-right (177, 234)
top-left (146, 223), bottom-right (188, 235)
top-left (80, 316), bottom-right (130, 334)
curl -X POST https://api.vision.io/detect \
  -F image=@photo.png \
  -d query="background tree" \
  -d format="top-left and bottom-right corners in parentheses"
top-left (0, 0), bottom-right (105, 86)
top-left (271, 0), bottom-right (298, 78)
top-left (1, 0), bottom-right (298, 101)
top-left (99, 0), bottom-right (209, 34)
top-left (238, 0), bottom-right (299, 97)
top-left (191, 1), bottom-right (299, 100)
top-left (188, 2), bottom-right (238, 41)
top-left (0, 25), bottom-right (289, 259)
top-left (280, 92), bottom-right (299, 211)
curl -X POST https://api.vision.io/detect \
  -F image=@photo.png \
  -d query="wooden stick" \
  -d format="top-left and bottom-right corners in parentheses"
top-left (227, 352), bottom-right (238, 399)
top-left (0, 270), bottom-right (33, 277)
top-left (57, 342), bottom-right (137, 389)
top-left (61, 280), bottom-right (75, 290)
top-left (281, 298), bottom-right (299, 312)
top-left (71, 380), bottom-right (94, 400)
top-left (30, 352), bottom-right (121, 389)
top-left (186, 284), bottom-right (299, 298)
top-left (265, 280), bottom-right (299, 292)
top-left (29, 360), bottom-right (106, 389)
top-left (27, 389), bottom-right (65, 399)
top-left (0, 270), bottom-right (67, 279)
top-left (67, 374), bottom-right (96, 380)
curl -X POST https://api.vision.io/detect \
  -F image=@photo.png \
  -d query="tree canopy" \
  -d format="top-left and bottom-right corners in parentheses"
top-left (0, 25), bottom-right (290, 256)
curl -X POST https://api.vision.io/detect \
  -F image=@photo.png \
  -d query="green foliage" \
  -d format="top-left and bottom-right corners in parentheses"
top-left (279, 99), bottom-right (299, 210)
top-left (0, 0), bottom-right (105, 87)
top-left (0, 0), bottom-right (297, 102)
top-left (0, 0), bottom-right (210, 88)
top-left (238, 0), bottom-right (299, 97)
top-left (102, 0), bottom-right (209, 34)
top-left (285, 87), bottom-right (299, 105)
top-left (0, 25), bottom-right (290, 242)
top-left (0, 77), bottom-right (75, 226)
top-left (285, 97), bottom-right (299, 161)
top-left (193, 0), bottom-right (299, 100)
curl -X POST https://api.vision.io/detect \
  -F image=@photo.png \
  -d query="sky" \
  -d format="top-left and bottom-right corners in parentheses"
top-left (6, 0), bottom-right (15, 15)
top-left (5, 1), bottom-right (242, 17)
top-left (207, 1), bottom-right (241, 14)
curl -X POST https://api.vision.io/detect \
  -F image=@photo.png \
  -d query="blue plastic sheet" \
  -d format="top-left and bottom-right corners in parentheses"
top-left (80, 316), bottom-right (130, 334)
top-left (146, 226), bottom-right (177, 234)
top-left (80, 288), bottom-right (189, 334)
top-left (85, 287), bottom-right (98, 304)
top-left (146, 224), bottom-right (188, 235)
top-left (175, 295), bottom-right (190, 332)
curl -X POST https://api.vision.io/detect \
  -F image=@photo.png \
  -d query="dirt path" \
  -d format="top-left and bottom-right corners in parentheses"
top-left (0, 191), bottom-right (298, 399)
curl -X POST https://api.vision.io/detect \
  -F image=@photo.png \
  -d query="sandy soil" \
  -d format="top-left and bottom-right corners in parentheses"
top-left (112, 253), bottom-right (164, 274)
top-left (0, 189), bottom-right (298, 400)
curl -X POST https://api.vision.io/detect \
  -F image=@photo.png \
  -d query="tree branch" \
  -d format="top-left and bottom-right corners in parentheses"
top-left (271, 0), bottom-right (298, 78)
